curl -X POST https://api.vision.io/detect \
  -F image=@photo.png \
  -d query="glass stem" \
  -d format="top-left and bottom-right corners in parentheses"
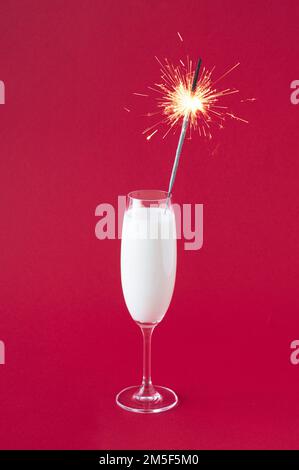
top-left (142, 325), bottom-right (154, 389)
top-left (134, 324), bottom-right (159, 401)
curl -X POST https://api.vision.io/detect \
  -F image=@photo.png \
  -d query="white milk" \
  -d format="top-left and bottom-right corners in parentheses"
top-left (121, 207), bottom-right (177, 323)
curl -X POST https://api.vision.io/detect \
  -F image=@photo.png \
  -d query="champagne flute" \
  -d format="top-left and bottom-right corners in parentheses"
top-left (116, 190), bottom-right (178, 413)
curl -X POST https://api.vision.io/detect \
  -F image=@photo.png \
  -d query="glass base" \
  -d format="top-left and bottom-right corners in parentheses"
top-left (116, 385), bottom-right (178, 414)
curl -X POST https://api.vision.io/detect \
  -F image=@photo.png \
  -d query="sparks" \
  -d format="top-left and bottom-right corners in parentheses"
top-left (240, 97), bottom-right (256, 103)
top-left (133, 92), bottom-right (149, 97)
top-left (177, 31), bottom-right (184, 42)
top-left (146, 129), bottom-right (158, 141)
top-left (143, 57), bottom-right (248, 140)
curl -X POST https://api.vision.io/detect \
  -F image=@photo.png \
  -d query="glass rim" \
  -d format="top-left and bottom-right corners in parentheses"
top-left (128, 190), bottom-right (171, 202)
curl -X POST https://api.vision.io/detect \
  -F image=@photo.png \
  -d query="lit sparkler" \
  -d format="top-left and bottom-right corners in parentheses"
top-left (142, 56), bottom-right (249, 198)
top-left (129, 49), bottom-right (251, 197)
top-left (166, 57), bottom-right (202, 199)
top-left (143, 57), bottom-right (247, 141)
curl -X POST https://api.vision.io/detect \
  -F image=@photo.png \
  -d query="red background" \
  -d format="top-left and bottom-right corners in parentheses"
top-left (0, 0), bottom-right (299, 449)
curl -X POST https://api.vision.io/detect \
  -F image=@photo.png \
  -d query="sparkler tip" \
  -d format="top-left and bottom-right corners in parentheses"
top-left (191, 58), bottom-right (202, 92)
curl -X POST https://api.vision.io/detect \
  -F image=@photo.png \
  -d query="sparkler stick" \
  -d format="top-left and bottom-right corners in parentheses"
top-left (166, 113), bottom-right (189, 201)
top-left (191, 58), bottom-right (202, 92)
top-left (166, 58), bottom-right (202, 202)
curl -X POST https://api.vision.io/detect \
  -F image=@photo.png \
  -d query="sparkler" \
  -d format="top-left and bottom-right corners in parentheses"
top-left (146, 57), bottom-right (249, 198)
top-left (129, 47), bottom-right (251, 197)
top-left (143, 58), bottom-right (247, 141)
top-left (166, 58), bottom-right (202, 200)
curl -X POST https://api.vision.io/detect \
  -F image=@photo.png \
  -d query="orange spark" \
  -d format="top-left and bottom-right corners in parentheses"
top-left (146, 129), bottom-right (158, 140)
